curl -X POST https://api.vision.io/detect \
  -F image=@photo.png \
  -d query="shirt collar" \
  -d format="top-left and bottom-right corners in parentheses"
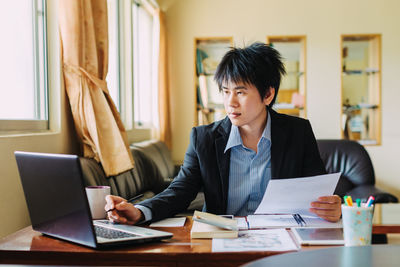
top-left (224, 111), bottom-right (271, 153)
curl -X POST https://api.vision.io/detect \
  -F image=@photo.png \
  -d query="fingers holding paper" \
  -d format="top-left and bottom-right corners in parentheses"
top-left (309, 195), bottom-right (342, 222)
top-left (105, 195), bottom-right (143, 225)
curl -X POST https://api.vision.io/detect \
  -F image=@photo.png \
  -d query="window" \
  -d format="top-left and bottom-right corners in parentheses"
top-left (106, 0), bottom-right (121, 111)
top-left (106, 0), bottom-right (158, 131)
top-left (0, 0), bottom-right (48, 131)
top-left (132, 1), bottom-right (159, 128)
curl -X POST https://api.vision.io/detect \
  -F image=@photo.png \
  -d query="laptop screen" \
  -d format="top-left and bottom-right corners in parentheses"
top-left (15, 151), bottom-right (97, 247)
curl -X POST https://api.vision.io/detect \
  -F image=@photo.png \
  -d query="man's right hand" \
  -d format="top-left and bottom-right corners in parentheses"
top-left (105, 195), bottom-right (144, 225)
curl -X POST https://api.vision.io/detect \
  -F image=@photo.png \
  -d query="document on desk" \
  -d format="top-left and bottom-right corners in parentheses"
top-left (244, 214), bottom-right (342, 229)
top-left (255, 172), bottom-right (341, 216)
top-left (150, 217), bottom-right (186, 227)
top-left (212, 229), bottom-right (299, 252)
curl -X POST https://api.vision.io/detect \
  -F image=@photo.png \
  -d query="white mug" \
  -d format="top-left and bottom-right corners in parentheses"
top-left (85, 186), bottom-right (110, 220)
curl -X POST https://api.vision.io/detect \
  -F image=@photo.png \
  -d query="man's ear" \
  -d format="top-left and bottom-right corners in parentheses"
top-left (263, 87), bottom-right (275, 106)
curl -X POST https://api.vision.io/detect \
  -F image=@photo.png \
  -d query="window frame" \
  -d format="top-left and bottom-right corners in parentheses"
top-left (0, 0), bottom-right (49, 133)
top-left (131, 0), bottom-right (159, 130)
top-left (106, 0), bottom-right (122, 112)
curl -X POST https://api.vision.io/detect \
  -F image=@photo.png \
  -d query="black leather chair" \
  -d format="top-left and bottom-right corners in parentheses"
top-left (317, 139), bottom-right (398, 203)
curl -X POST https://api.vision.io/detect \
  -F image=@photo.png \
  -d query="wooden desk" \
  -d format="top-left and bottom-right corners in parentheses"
top-left (0, 219), bottom-right (295, 267)
top-left (0, 218), bottom-right (399, 267)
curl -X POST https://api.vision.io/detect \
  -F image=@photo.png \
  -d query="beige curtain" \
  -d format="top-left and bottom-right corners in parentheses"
top-left (157, 9), bottom-right (172, 149)
top-left (59, 0), bottom-right (134, 176)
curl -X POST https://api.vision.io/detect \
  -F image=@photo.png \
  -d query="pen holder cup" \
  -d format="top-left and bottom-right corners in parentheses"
top-left (341, 204), bottom-right (374, 246)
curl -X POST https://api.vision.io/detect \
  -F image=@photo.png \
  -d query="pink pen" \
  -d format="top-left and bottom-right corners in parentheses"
top-left (366, 196), bottom-right (375, 207)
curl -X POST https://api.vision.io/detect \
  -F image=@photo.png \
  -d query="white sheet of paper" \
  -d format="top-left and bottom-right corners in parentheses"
top-left (255, 172), bottom-right (341, 216)
top-left (149, 217), bottom-right (186, 227)
top-left (246, 214), bottom-right (298, 228)
top-left (212, 229), bottom-right (299, 252)
top-left (236, 217), bottom-right (248, 230)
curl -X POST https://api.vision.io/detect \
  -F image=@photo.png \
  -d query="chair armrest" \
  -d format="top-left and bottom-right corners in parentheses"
top-left (346, 185), bottom-right (398, 203)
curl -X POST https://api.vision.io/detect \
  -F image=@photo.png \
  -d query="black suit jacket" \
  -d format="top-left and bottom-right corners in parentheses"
top-left (140, 109), bottom-right (326, 221)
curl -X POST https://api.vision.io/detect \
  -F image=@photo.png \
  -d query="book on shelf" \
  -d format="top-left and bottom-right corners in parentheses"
top-left (198, 74), bottom-right (208, 108)
top-left (196, 48), bottom-right (208, 75)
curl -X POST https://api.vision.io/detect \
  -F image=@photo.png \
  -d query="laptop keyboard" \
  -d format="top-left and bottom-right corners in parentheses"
top-left (94, 225), bottom-right (139, 239)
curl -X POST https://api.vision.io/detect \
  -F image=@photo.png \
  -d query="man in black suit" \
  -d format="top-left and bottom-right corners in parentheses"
top-left (106, 43), bottom-right (342, 224)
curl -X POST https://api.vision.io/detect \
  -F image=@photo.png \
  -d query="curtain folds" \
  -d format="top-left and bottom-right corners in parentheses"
top-left (59, 0), bottom-right (134, 176)
top-left (157, 9), bottom-right (172, 149)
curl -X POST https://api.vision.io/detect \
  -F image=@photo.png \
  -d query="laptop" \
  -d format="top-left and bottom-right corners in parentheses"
top-left (14, 151), bottom-right (173, 249)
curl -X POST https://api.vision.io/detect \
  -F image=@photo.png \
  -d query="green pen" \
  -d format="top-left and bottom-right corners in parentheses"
top-left (343, 196), bottom-right (348, 205)
top-left (356, 198), bottom-right (361, 207)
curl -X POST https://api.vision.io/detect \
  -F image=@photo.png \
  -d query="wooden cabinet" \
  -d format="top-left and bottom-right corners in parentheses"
top-left (267, 36), bottom-right (307, 118)
top-left (194, 37), bottom-right (233, 125)
top-left (341, 34), bottom-right (381, 145)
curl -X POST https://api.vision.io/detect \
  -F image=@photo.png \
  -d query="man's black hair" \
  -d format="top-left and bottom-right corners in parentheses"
top-left (214, 42), bottom-right (286, 107)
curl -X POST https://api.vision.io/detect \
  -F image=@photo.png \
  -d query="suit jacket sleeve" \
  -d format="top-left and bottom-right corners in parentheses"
top-left (137, 128), bottom-right (203, 221)
top-left (302, 120), bottom-right (326, 176)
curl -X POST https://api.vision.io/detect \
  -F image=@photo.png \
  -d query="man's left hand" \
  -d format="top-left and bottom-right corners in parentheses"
top-left (310, 195), bottom-right (342, 222)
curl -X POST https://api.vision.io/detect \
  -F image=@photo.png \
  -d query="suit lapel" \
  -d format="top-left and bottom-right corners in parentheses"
top-left (215, 118), bottom-right (231, 211)
top-left (270, 109), bottom-right (288, 179)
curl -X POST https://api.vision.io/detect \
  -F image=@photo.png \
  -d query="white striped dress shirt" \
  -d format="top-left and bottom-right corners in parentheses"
top-left (224, 112), bottom-right (272, 216)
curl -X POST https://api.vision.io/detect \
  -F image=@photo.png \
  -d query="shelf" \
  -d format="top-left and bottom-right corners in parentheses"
top-left (267, 35), bottom-right (307, 118)
top-left (343, 104), bottom-right (379, 111)
top-left (195, 37), bottom-right (233, 126)
top-left (341, 34), bottom-right (381, 145)
top-left (342, 69), bottom-right (379, 75)
top-left (358, 139), bottom-right (378, 146)
top-left (286, 71), bottom-right (304, 76)
top-left (274, 103), bottom-right (304, 110)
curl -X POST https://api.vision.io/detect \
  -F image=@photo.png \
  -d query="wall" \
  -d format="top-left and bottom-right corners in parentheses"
top-left (160, 0), bottom-right (400, 198)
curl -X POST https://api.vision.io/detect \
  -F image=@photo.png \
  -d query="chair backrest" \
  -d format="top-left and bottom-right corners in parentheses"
top-left (317, 139), bottom-right (375, 197)
top-left (131, 140), bottom-right (176, 179)
top-left (79, 146), bottom-right (166, 200)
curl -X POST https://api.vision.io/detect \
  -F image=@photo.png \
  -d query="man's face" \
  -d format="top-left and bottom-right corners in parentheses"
top-left (222, 81), bottom-right (275, 129)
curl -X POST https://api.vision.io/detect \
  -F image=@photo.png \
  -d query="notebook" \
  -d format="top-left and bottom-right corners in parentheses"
top-left (14, 151), bottom-right (173, 249)
top-left (190, 211), bottom-right (238, 239)
top-left (190, 220), bottom-right (238, 239)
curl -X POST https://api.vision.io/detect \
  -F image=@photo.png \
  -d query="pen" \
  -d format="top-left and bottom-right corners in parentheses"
top-left (293, 214), bottom-right (305, 227)
top-left (293, 214), bottom-right (301, 226)
top-left (244, 216), bottom-right (250, 230)
top-left (343, 196), bottom-right (348, 205)
top-left (356, 198), bottom-right (361, 207)
top-left (297, 214), bottom-right (306, 227)
top-left (106, 193), bottom-right (144, 213)
top-left (366, 196), bottom-right (375, 207)
top-left (346, 196), bottom-right (353, 207)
